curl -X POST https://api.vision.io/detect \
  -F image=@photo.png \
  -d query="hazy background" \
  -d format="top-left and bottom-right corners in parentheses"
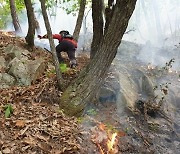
top-left (5, 0), bottom-right (180, 70)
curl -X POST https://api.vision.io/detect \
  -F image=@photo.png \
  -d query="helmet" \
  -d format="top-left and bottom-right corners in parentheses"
top-left (59, 30), bottom-right (69, 35)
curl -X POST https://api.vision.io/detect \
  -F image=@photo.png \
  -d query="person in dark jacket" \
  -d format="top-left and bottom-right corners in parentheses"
top-left (38, 30), bottom-right (77, 68)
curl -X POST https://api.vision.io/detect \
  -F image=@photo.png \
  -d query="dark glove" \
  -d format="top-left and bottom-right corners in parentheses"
top-left (43, 34), bottom-right (48, 38)
top-left (38, 35), bottom-right (42, 39)
top-left (38, 34), bottom-right (48, 39)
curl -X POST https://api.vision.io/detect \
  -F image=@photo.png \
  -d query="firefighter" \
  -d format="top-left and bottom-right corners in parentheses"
top-left (38, 30), bottom-right (77, 68)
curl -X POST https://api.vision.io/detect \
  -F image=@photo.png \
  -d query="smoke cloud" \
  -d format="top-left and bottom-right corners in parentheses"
top-left (4, 0), bottom-right (180, 69)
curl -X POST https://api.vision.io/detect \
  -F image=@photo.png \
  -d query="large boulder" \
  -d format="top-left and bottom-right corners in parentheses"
top-left (0, 44), bottom-right (46, 88)
top-left (8, 57), bottom-right (46, 86)
top-left (3, 44), bottom-right (30, 62)
top-left (97, 62), bottom-right (155, 112)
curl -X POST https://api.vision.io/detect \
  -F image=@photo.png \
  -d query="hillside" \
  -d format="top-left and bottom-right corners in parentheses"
top-left (0, 31), bottom-right (89, 153)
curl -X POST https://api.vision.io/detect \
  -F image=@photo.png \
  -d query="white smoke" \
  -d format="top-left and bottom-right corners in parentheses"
top-left (123, 0), bottom-right (180, 47)
top-left (4, 0), bottom-right (180, 68)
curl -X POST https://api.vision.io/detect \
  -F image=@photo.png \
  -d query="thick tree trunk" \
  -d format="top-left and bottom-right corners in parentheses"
top-left (9, 0), bottom-right (22, 33)
top-left (24, 0), bottom-right (35, 48)
top-left (59, 0), bottom-right (137, 116)
top-left (90, 0), bottom-right (104, 59)
top-left (39, 0), bottom-right (65, 90)
top-left (73, 0), bottom-right (86, 41)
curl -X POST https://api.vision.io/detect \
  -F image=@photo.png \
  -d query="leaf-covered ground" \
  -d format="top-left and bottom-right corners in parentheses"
top-left (0, 31), bottom-right (90, 153)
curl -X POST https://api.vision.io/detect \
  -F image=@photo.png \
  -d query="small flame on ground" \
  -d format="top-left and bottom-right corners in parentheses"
top-left (107, 132), bottom-right (118, 153)
top-left (92, 124), bottom-right (119, 154)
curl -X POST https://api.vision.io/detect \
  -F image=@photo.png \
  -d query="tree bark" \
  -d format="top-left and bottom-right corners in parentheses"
top-left (73, 0), bottom-right (86, 41)
top-left (90, 0), bottom-right (104, 59)
top-left (9, 0), bottom-right (22, 33)
top-left (39, 0), bottom-right (65, 90)
top-left (33, 11), bottom-right (41, 34)
top-left (59, 0), bottom-right (137, 116)
top-left (24, 0), bottom-right (35, 48)
top-left (104, 0), bottom-right (115, 33)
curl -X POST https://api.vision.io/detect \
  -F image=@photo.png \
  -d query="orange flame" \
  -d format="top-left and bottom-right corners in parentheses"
top-left (96, 124), bottom-right (118, 154)
top-left (107, 132), bottom-right (118, 153)
top-left (99, 123), bottom-right (106, 131)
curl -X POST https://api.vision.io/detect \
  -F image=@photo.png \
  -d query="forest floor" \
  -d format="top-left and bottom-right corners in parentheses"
top-left (0, 31), bottom-right (92, 153)
top-left (1, 31), bottom-right (171, 154)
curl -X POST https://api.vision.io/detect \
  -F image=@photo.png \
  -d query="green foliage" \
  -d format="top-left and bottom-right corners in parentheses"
top-left (86, 108), bottom-right (96, 115)
top-left (0, 1), bottom-right (11, 28)
top-left (45, 0), bottom-right (60, 16)
top-left (59, 63), bottom-right (69, 73)
top-left (60, 0), bottom-right (91, 15)
top-left (4, 104), bottom-right (13, 118)
top-left (15, 0), bottom-right (25, 13)
top-left (0, 0), bottom-right (25, 28)
top-left (77, 116), bottom-right (85, 123)
top-left (124, 127), bottom-right (130, 134)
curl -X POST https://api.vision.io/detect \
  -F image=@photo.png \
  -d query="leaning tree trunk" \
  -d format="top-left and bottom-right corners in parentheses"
top-left (24, 0), bottom-right (35, 48)
top-left (39, 0), bottom-right (65, 90)
top-left (59, 0), bottom-right (137, 116)
top-left (9, 0), bottom-right (22, 33)
top-left (33, 11), bottom-right (41, 34)
top-left (73, 0), bottom-right (86, 41)
top-left (90, 0), bottom-right (104, 59)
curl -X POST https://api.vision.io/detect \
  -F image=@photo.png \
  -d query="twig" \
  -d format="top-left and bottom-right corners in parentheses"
top-left (124, 28), bottom-right (135, 34)
top-left (132, 127), bottom-right (151, 147)
top-left (44, 48), bottom-right (52, 54)
top-left (19, 126), bottom-right (29, 136)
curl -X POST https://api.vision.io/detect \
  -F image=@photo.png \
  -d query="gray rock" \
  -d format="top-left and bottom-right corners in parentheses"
top-left (117, 69), bottom-right (139, 111)
top-left (3, 44), bottom-right (30, 63)
top-left (0, 73), bottom-right (16, 89)
top-left (26, 58), bottom-right (46, 84)
top-left (98, 62), bottom-right (156, 112)
top-left (97, 70), bottom-right (120, 104)
top-left (0, 44), bottom-right (46, 87)
top-left (0, 56), bottom-right (6, 70)
top-left (8, 57), bottom-right (45, 86)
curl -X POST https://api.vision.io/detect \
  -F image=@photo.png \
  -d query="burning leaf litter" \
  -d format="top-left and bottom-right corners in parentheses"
top-left (86, 116), bottom-right (126, 154)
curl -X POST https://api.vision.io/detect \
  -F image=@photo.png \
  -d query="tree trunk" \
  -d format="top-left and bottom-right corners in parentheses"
top-left (39, 0), bottom-right (65, 90)
top-left (104, 0), bottom-right (115, 33)
top-left (90, 0), bottom-right (104, 59)
top-left (24, 0), bottom-right (35, 48)
top-left (73, 0), bottom-right (86, 41)
top-left (33, 11), bottom-right (41, 34)
top-left (9, 0), bottom-right (22, 33)
top-left (59, 0), bottom-right (137, 116)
